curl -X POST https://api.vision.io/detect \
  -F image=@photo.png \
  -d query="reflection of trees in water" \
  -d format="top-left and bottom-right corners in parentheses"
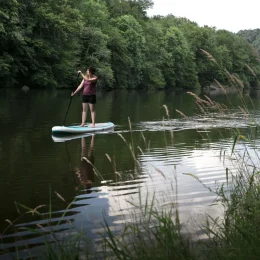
top-left (0, 135), bottom-right (97, 259)
top-left (0, 132), bottom-right (148, 259)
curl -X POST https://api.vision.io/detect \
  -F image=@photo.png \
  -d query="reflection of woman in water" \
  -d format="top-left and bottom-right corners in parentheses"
top-left (75, 135), bottom-right (95, 192)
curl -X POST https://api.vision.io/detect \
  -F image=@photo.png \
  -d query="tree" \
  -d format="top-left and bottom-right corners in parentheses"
top-left (0, 0), bottom-right (28, 87)
top-left (163, 26), bottom-right (199, 89)
top-left (78, 0), bottom-right (113, 88)
top-left (141, 20), bottom-right (167, 89)
top-left (111, 15), bottom-right (146, 88)
top-left (0, 0), bottom-right (84, 88)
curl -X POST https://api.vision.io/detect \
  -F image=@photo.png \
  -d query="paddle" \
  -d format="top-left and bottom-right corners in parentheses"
top-left (63, 72), bottom-right (80, 126)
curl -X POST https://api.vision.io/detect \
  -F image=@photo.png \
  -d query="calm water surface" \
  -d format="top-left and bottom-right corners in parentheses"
top-left (1, 88), bottom-right (260, 258)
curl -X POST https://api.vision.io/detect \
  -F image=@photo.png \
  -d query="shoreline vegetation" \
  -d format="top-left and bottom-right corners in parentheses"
top-left (2, 53), bottom-right (260, 259)
top-left (1, 0), bottom-right (260, 90)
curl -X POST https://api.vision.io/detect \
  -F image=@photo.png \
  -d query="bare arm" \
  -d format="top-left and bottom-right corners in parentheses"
top-left (86, 76), bottom-right (98, 82)
top-left (71, 79), bottom-right (84, 96)
top-left (78, 71), bottom-right (88, 80)
top-left (78, 70), bottom-right (98, 82)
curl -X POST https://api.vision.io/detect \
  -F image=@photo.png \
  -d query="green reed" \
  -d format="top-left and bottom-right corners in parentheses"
top-left (183, 50), bottom-right (260, 259)
top-left (100, 192), bottom-right (195, 260)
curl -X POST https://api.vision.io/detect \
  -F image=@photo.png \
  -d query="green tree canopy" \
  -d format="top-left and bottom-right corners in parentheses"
top-left (1, 0), bottom-right (259, 90)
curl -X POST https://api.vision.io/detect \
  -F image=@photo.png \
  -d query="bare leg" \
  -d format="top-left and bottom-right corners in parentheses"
top-left (81, 103), bottom-right (88, 126)
top-left (89, 103), bottom-right (96, 127)
top-left (81, 137), bottom-right (86, 157)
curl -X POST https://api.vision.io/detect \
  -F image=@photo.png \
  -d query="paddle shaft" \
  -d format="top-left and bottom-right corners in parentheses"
top-left (63, 73), bottom-right (80, 125)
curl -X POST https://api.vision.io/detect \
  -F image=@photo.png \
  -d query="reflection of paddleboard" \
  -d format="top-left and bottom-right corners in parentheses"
top-left (52, 122), bottom-right (115, 134)
top-left (52, 133), bottom-right (93, 142)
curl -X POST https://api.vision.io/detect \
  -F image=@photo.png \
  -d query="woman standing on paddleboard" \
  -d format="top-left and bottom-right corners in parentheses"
top-left (71, 67), bottom-right (98, 127)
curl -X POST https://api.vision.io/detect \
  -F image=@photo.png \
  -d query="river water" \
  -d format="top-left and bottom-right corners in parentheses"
top-left (1, 87), bottom-right (260, 259)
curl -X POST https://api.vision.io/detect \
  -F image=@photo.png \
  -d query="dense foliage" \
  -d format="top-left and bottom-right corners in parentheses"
top-left (238, 29), bottom-right (260, 55)
top-left (1, 0), bottom-right (259, 89)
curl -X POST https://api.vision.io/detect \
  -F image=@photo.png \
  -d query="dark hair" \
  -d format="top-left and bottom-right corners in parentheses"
top-left (87, 67), bottom-right (96, 74)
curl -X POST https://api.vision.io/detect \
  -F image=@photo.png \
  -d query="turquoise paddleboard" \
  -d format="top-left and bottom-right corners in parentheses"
top-left (52, 122), bottom-right (115, 134)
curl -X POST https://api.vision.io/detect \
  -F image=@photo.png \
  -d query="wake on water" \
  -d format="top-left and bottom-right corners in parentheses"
top-left (136, 111), bottom-right (260, 132)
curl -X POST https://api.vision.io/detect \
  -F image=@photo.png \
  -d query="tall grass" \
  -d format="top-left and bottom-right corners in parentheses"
top-left (100, 195), bottom-right (195, 260)
top-left (0, 186), bottom-right (195, 260)
top-left (0, 188), bottom-right (93, 259)
top-left (182, 50), bottom-right (260, 259)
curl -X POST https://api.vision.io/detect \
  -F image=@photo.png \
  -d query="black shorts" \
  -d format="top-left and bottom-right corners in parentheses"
top-left (82, 95), bottom-right (96, 104)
